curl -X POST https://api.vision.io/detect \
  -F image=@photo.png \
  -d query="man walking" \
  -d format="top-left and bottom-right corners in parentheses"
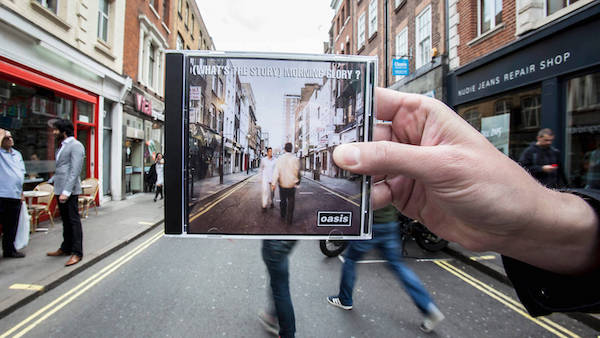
top-left (46, 119), bottom-right (85, 267)
top-left (519, 128), bottom-right (567, 188)
top-left (260, 147), bottom-right (276, 210)
top-left (327, 205), bottom-right (445, 333)
top-left (0, 129), bottom-right (26, 258)
top-left (271, 143), bottom-right (300, 224)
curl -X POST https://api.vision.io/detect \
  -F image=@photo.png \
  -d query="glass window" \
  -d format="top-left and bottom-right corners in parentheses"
top-left (77, 100), bottom-right (94, 124)
top-left (185, 2), bottom-right (189, 28)
top-left (148, 44), bottom-right (156, 88)
top-left (458, 86), bottom-right (542, 160)
top-left (395, 27), bottom-right (408, 81)
top-left (480, 0), bottom-right (503, 35)
top-left (547, 0), bottom-right (579, 16)
top-left (357, 12), bottom-right (366, 48)
top-left (178, 0), bottom-right (182, 14)
top-left (163, 0), bottom-right (169, 24)
top-left (37, 0), bottom-right (58, 14)
top-left (97, 0), bottom-right (109, 42)
top-left (368, 0), bottom-right (378, 38)
top-left (416, 5), bottom-right (431, 69)
top-left (566, 71), bottom-right (600, 188)
top-left (176, 33), bottom-right (184, 50)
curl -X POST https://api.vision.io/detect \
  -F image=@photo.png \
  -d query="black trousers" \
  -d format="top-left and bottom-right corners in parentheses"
top-left (154, 185), bottom-right (163, 200)
top-left (279, 187), bottom-right (296, 224)
top-left (57, 195), bottom-right (83, 257)
top-left (0, 198), bottom-right (21, 255)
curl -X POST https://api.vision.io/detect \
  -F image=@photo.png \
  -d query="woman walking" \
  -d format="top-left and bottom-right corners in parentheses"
top-left (153, 153), bottom-right (164, 202)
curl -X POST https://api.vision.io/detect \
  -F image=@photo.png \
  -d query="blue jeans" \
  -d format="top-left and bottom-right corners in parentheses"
top-left (262, 240), bottom-right (297, 338)
top-left (338, 221), bottom-right (434, 314)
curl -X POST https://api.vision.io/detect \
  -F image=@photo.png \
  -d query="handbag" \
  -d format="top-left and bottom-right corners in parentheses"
top-left (14, 201), bottom-right (30, 250)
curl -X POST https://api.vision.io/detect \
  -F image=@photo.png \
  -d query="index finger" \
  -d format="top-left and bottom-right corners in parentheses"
top-left (375, 87), bottom-right (429, 121)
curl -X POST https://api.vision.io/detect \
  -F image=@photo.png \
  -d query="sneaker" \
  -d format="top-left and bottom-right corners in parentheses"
top-left (420, 305), bottom-right (445, 333)
top-left (326, 296), bottom-right (352, 310)
top-left (258, 311), bottom-right (279, 336)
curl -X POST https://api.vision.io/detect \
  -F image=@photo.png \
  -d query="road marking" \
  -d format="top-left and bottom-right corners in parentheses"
top-left (9, 284), bottom-right (44, 292)
top-left (435, 260), bottom-right (579, 338)
top-left (317, 185), bottom-right (360, 207)
top-left (138, 221), bottom-right (154, 225)
top-left (469, 255), bottom-right (496, 261)
top-left (298, 192), bottom-right (314, 195)
top-left (189, 180), bottom-right (249, 222)
top-left (1, 231), bottom-right (164, 338)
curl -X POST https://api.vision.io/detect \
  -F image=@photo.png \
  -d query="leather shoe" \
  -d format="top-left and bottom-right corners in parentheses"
top-left (65, 255), bottom-right (81, 266)
top-left (4, 251), bottom-right (25, 258)
top-left (47, 249), bottom-right (69, 256)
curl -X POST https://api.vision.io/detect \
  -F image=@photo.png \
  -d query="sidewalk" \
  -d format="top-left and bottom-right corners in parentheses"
top-left (300, 170), bottom-right (361, 197)
top-left (191, 169), bottom-right (257, 203)
top-left (0, 172), bottom-right (253, 319)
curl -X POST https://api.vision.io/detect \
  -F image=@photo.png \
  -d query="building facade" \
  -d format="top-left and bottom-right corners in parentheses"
top-left (0, 0), bottom-right (129, 203)
top-left (448, 0), bottom-right (600, 189)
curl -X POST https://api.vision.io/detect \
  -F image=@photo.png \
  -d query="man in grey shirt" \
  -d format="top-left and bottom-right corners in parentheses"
top-left (46, 119), bottom-right (85, 267)
top-left (0, 129), bottom-right (26, 258)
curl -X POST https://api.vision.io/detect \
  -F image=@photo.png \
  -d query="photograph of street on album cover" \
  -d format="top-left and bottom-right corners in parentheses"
top-left (186, 56), bottom-right (371, 236)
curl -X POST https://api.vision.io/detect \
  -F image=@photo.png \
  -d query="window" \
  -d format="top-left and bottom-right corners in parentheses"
top-left (36, 0), bottom-right (57, 14)
top-left (395, 0), bottom-right (405, 8)
top-left (521, 95), bottom-right (541, 129)
top-left (210, 105), bottom-right (216, 129)
top-left (97, 0), bottom-right (109, 42)
top-left (148, 44), bottom-right (156, 88)
top-left (368, 0), bottom-right (378, 38)
top-left (547, 0), bottom-right (579, 15)
top-left (395, 27), bottom-right (408, 80)
top-left (495, 99), bottom-right (512, 115)
top-left (357, 12), bottom-right (366, 48)
top-left (191, 14), bottom-right (195, 34)
top-left (463, 109), bottom-right (482, 131)
top-left (415, 5), bottom-right (431, 69)
top-left (212, 76), bottom-right (218, 93)
top-left (218, 78), bottom-right (224, 98)
top-left (479, 0), bottom-right (503, 35)
top-left (163, 0), bottom-right (170, 24)
top-left (176, 33), bottom-right (184, 50)
top-left (150, 0), bottom-right (155, 9)
top-left (185, 2), bottom-right (189, 28)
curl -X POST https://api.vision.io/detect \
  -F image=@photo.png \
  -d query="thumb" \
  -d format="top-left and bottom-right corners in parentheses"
top-left (332, 141), bottom-right (439, 179)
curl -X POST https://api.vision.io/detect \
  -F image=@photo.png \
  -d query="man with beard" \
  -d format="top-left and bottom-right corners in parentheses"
top-left (46, 118), bottom-right (85, 266)
top-left (519, 128), bottom-right (567, 188)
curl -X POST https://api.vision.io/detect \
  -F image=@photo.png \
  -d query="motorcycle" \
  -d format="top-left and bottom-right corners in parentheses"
top-left (319, 216), bottom-right (448, 257)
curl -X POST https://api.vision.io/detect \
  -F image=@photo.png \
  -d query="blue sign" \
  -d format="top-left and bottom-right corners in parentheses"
top-left (392, 58), bottom-right (409, 76)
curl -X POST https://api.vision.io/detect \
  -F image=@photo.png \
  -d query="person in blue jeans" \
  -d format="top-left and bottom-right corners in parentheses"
top-left (327, 205), bottom-right (445, 333)
top-left (259, 240), bottom-right (298, 338)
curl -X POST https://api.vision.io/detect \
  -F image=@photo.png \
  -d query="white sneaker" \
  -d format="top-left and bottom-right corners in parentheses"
top-left (420, 304), bottom-right (445, 333)
top-left (326, 296), bottom-right (353, 310)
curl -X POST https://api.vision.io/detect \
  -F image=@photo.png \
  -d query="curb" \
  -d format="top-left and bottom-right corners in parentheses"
top-left (0, 219), bottom-right (165, 320)
top-left (443, 245), bottom-right (600, 331)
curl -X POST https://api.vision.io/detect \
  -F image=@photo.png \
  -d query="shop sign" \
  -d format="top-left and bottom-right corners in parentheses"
top-left (190, 86), bottom-right (202, 100)
top-left (135, 94), bottom-right (153, 117)
top-left (392, 59), bottom-right (409, 76)
top-left (481, 114), bottom-right (510, 155)
top-left (152, 109), bottom-right (165, 121)
top-left (450, 17), bottom-right (600, 105)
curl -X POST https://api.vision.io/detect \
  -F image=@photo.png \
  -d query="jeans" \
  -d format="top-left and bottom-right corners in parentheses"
top-left (262, 240), bottom-right (297, 338)
top-left (338, 221), bottom-right (434, 314)
top-left (278, 187), bottom-right (296, 224)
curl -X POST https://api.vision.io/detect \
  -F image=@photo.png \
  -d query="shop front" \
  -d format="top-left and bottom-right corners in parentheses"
top-left (447, 4), bottom-right (600, 188)
top-left (0, 59), bottom-right (98, 193)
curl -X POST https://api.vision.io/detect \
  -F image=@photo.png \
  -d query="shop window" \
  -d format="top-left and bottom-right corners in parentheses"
top-left (415, 5), bottom-right (432, 69)
top-left (36, 0), bottom-right (58, 14)
top-left (479, 0), bottom-right (503, 35)
top-left (77, 101), bottom-right (94, 124)
top-left (357, 12), bottom-right (366, 49)
top-left (97, 0), bottom-right (109, 42)
top-left (520, 95), bottom-right (541, 129)
top-left (368, 0), bottom-right (378, 38)
top-left (495, 99), bottom-right (511, 115)
top-left (547, 0), bottom-right (579, 16)
top-left (566, 71), bottom-right (600, 188)
top-left (463, 109), bottom-right (482, 131)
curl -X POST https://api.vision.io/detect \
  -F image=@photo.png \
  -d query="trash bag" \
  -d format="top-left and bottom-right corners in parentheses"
top-left (14, 201), bottom-right (30, 250)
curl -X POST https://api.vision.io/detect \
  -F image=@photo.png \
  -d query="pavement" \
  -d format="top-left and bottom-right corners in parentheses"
top-left (1, 169), bottom-right (598, 330)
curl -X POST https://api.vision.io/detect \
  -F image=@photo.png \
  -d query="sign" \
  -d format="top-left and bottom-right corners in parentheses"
top-left (449, 16), bottom-right (600, 105)
top-left (190, 86), bottom-right (202, 100)
top-left (135, 94), bottom-right (152, 116)
top-left (481, 114), bottom-right (510, 155)
top-left (392, 59), bottom-right (409, 76)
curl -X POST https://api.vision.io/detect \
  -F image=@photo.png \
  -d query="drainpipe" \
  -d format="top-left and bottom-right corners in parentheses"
top-left (384, 0), bottom-right (389, 87)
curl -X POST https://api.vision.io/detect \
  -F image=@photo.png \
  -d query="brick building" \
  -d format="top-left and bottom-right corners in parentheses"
top-left (448, 0), bottom-right (600, 189)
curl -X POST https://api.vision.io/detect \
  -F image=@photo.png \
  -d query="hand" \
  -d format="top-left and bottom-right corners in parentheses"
top-left (542, 164), bottom-right (557, 173)
top-left (0, 128), bottom-right (5, 143)
top-left (271, 184), bottom-right (276, 192)
top-left (59, 194), bottom-right (68, 203)
top-left (332, 88), bottom-right (599, 274)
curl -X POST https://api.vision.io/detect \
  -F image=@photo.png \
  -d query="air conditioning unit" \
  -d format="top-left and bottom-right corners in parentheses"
top-left (0, 88), bottom-right (10, 99)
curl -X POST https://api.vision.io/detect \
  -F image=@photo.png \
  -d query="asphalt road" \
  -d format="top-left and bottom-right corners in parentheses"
top-left (0, 228), bottom-right (596, 338)
top-left (188, 174), bottom-right (363, 236)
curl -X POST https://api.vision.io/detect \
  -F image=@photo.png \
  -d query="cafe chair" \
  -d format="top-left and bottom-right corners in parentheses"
top-left (29, 182), bottom-right (55, 231)
top-left (78, 178), bottom-right (100, 218)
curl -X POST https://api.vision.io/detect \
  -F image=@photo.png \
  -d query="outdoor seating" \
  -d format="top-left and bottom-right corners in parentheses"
top-left (78, 178), bottom-right (99, 218)
top-left (28, 182), bottom-right (55, 231)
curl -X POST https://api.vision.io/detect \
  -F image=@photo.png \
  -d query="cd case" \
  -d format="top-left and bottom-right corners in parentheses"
top-left (164, 51), bottom-right (376, 239)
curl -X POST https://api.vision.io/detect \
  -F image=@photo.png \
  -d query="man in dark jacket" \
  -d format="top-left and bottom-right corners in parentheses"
top-left (518, 128), bottom-right (567, 188)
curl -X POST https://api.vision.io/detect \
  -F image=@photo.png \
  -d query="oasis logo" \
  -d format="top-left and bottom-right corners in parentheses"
top-left (317, 212), bottom-right (352, 227)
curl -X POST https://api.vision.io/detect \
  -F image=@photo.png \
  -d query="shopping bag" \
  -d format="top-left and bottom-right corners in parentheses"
top-left (14, 201), bottom-right (30, 250)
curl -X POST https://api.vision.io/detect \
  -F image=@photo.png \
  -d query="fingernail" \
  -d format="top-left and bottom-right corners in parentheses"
top-left (337, 144), bottom-right (360, 167)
